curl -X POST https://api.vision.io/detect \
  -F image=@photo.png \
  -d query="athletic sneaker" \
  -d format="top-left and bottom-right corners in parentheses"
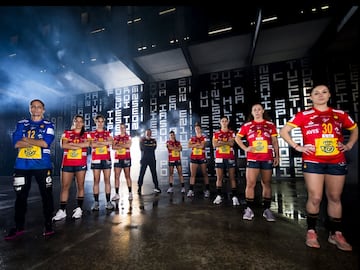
top-left (167, 187), bottom-right (174, 193)
top-left (128, 192), bottom-right (133, 201)
top-left (213, 195), bottom-right (222, 204)
top-left (181, 187), bottom-right (186, 194)
top-left (52, 209), bottom-right (66, 221)
top-left (243, 207), bottom-right (254, 220)
top-left (204, 190), bottom-right (210, 198)
top-left (111, 193), bottom-right (120, 201)
top-left (106, 201), bottom-right (114, 210)
top-left (187, 190), bottom-right (194, 197)
top-left (305, 229), bottom-right (320, 248)
top-left (4, 228), bottom-right (25, 240)
top-left (232, 196), bottom-right (240, 206)
top-left (154, 188), bottom-right (161, 194)
top-left (328, 231), bottom-right (352, 251)
top-left (263, 209), bottom-right (275, 222)
top-left (91, 201), bottom-right (100, 211)
top-left (72, 207), bottom-right (83, 219)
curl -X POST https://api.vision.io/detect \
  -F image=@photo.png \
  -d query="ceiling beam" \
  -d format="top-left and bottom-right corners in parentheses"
top-left (181, 46), bottom-right (197, 77)
top-left (247, 8), bottom-right (262, 66)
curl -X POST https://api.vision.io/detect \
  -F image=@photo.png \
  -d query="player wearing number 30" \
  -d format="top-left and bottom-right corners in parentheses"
top-left (280, 84), bottom-right (358, 251)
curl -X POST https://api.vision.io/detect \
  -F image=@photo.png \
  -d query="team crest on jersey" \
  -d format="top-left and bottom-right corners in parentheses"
top-left (24, 147), bottom-right (36, 157)
top-left (320, 140), bottom-right (335, 153)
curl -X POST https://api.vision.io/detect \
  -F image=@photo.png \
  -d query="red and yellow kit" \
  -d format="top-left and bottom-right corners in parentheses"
top-left (113, 134), bottom-right (131, 160)
top-left (189, 135), bottom-right (207, 160)
top-left (287, 107), bottom-right (357, 163)
top-left (237, 120), bottom-right (278, 162)
top-left (89, 130), bottom-right (112, 160)
top-left (61, 130), bottom-right (90, 166)
top-left (166, 140), bottom-right (182, 162)
top-left (213, 130), bottom-right (235, 159)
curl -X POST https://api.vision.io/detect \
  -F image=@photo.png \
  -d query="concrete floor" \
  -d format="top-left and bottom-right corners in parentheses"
top-left (0, 174), bottom-right (358, 270)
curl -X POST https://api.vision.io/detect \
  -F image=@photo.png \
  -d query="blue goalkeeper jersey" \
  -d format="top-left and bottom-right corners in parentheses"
top-left (12, 118), bottom-right (55, 170)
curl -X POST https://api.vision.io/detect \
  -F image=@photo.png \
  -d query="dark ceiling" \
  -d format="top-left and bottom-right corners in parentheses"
top-left (0, 3), bottom-right (358, 106)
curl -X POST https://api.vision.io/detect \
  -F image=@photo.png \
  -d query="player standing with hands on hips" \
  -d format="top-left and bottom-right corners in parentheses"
top-left (280, 84), bottom-right (358, 251)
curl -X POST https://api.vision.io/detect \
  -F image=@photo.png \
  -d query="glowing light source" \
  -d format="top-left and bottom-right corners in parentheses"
top-left (208, 26), bottom-right (232, 36)
top-left (159, 8), bottom-right (176, 15)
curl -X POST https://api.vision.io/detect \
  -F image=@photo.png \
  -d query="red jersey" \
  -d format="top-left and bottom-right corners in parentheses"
top-left (166, 140), bottom-right (182, 162)
top-left (189, 135), bottom-right (207, 160)
top-left (89, 130), bottom-right (112, 160)
top-left (61, 130), bottom-right (90, 167)
top-left (237, 120), bottom-right (278, 162)
top-left (287, 107), bottom-right (357, 163)
top-left (113, 133), bottom-right (131, 160)
top-left (213, 129), bottom-right (235, 159)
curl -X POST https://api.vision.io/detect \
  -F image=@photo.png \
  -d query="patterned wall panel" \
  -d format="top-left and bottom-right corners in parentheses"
top-left (143, 78), bottom-right (193, 179)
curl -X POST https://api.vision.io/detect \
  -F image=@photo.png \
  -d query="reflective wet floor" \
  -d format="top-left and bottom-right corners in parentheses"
top-left (0, 174), bottom-right (358, 270)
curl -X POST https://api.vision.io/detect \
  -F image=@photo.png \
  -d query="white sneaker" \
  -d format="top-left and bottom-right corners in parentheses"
top-left (232, 196), bottom-right (240, 206)
top-left (72, 207), bottom-right (83, 219)
top-left (204, 190), bottom-right (210, 198)
top-left (167, 187), bottom-right (174, 193)
top-left (213, 195), bottom-right (222, 204)
top-left (263, 209), bottom-right (275, 222)
top-left (128, 192), bottom-right (133, 201)
top-left (187, 190), bottom-right (194, 197)
top-left (91, 201), bottom-right (100, 211)
top-left (52, 209), bottom-right (66, 221)
top-left (111, 193), bottom-right (120, 201)
top-left (243, 207), bottom-right (254, 220)
top-left (181, 187), bottom-right (186, 193)
top-left (106, 201), bottom-right (114, 210)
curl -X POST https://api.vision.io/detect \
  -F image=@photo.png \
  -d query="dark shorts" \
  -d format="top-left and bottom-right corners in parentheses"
top-left (247, 160), bottom-right (273, 170)
top-left (215, 158), bottom-right (236, 169)
top-left (169, 160), bottom-right (182, 167)
top-left (190, 158), bottom-right (207, 165)
top-left (62, 165), bottom-right (87, 172)
top-left (303, 162), bottom-right (347, 175)
top-left (114, 159), bottom-right (131, 168)
top-left (91, 159), bottom-right (112, 170)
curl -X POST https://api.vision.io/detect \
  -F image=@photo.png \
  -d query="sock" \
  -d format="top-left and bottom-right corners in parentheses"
top-left (328, 216), bottom-right (342, 235)
top-left (307, 213), bottom-right (319, 231)
top-left (77, 197), bottom-right (84, 208)
top-left (60, 201), bottom-right (67, 210)
top-left (245, 198), bottom-right (255, 209)
top-left (263, 197), bottom-right (272, 209)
